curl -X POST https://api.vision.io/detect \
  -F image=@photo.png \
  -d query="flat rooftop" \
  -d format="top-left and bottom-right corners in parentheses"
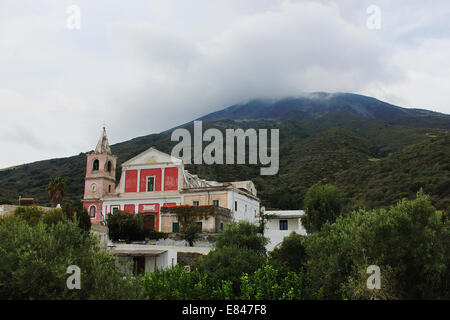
top-left (108, 244), bottom-right (211, 255)
top-left (265, 210), bottom-right (305, 219)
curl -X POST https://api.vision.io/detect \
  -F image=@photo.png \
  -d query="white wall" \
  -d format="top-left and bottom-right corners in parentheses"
top-left (230, 190), bottom-right (259, 224)
top-left (265, 217), bottom-right (307, 252)
top-left (145, 250), bottom-right (177, 273)
top-left (116, 249), bottom-right (178, 274)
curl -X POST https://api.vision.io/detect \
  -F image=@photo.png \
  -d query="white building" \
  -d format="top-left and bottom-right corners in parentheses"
top-left (109, 244), bottom-right (210, 275)
top-left (264, 210), bottom-right (307, 251)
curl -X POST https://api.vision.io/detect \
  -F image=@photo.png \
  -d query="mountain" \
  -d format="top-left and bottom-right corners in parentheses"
top-left (198, 93), bottom-right (450, 129)
top-left (0, 93), bottom-right (449, 211)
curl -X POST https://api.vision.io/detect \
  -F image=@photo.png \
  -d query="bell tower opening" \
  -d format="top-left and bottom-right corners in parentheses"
top-left (83, 126), bottom-right (117, 223)
top-left (92, 159), bottom-right (99, 171)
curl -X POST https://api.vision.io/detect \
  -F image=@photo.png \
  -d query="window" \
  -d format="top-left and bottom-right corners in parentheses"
top-left (112, 207), bottom-right (119, 214)
top-left (279, 220), bottom-right (288, 231)
top-left (133, 256), bottom-right (145, 275)
top-left (89, 205), bottom-right (96, 218)
top-left (108, 185), bottom-right (111, 193)
top-left (234, 201), bottom-right (238, 211)
top-left (92, 159), bottom-right (99, 171)
top-left (107, 161), bottom-right (112, 172)
top-left (213, 200), bottom-right (219, 207)
top-left (220, 222), bottom-right (224, 231)
top-left (147, 176), bottom-right (155, 192)
top-left (172, 222), bottom-right (180, 233)
top-left (193, 201), bottom-right (200, 206)
top-left (196, 221), bottom-right (202, 231)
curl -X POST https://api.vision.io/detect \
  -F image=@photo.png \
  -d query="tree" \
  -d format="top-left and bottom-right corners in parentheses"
top-left (215, 221), bottom-right (268, 254)
top-left (301, 182), bottom-right (343, 233)
top-left (14, 203), bottom-right (90, 232)
top-left (303, 190), bottom-right (449, 299)
top-left (240, 265), bottom-right (304, 300)
top-left (180, 223), bottom-right (201, 247)
top-left (13, 205), bottom-right (45, 226)
top-left (161, 204), bottom-right (214, 246)
top-left (62, 200), bottom-right (91, 232)
top-left (47, 176), bottom-right (67, 207)
top-left (107, 210), bottom-right (145, 243)
top-left (198, 245), bottom-right (266, 296)
top-left (0, 214), bottom-right (140, 299)
top-left (141, 265), bottom-right (218, 300)
top-left (42, 208), bottom-right (67, 225)
top-left (268, 232), bottom-right (307, 276)
top-left (198, 221), bottom-right (269, 295)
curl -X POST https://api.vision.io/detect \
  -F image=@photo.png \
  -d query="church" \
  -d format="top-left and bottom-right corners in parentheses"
top-left (82, 127), bottom-right (260, 233)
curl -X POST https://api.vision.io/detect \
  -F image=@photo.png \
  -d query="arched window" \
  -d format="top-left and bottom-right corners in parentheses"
top-left (107, 161), bottom-right (112, 172)
top-left (92, 159), bottom-right (99, 171)
top-left (89, 205), bottom-right (96, 218)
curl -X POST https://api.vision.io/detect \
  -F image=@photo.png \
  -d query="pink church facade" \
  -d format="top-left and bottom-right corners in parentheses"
top-left (82, 128), bottom-right (260, 231)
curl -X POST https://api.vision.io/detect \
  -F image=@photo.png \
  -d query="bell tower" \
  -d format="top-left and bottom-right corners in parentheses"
top-left (82, 126), bottom-right (117, 222)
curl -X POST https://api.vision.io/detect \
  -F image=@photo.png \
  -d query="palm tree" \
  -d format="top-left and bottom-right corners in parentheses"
top-left (47, 177), bottom-right (67, 207)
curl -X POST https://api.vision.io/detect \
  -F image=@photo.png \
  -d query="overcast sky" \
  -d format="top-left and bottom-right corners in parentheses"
top-left (1, 0), bottom-right (449, 169)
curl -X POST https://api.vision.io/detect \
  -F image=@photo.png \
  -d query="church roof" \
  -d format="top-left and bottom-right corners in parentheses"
top-left (121, 146), bottom-right (182, 167)
top-left (94, 127), bottom-right (112, 155)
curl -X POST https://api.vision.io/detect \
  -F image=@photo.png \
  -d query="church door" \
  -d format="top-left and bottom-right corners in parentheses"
top-left (144, 214), bottom-right (156, 230)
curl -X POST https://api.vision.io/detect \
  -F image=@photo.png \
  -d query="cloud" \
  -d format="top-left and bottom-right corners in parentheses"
top-left (0, 0), bottom-right (449, 168)
top-left (105, 1), bottom-right (401, 138)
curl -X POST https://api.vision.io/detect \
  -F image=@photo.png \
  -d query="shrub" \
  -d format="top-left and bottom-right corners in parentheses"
top-left (140, 263), bottom-right (304, 300)
top-left (0, 216), bottom-right (140, 299)
top-left (13, 206), bottom-right (45, 226)
top-left (240, 265), bottom-right (304, 300)
top-left (62, 200), bottom-right (91, 232)
top-left (180, 223), bottom-right (201, 246)
top-left (303, 190), bottom-right (449, 299)
top-left (42, 208), bottom-right (67, 226)
top-left (301, 182), bottom-right (343, 233)
top-left (107, 211), bottom-right (145, 242)
top-left (198, 245), bottom-right (266, 296)
top-left (215, 221), bottom-right (268, 254)
top-left (141, 265), bottom-right (216, 300)
top-left (144, 228), bottom-right (169, 240)
top-left (268, 232), bottom-right (307, 276)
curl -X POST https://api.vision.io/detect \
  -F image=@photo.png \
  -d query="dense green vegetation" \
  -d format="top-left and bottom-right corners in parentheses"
top-left (106, 210), bottom-right (169, 242)
top-left (197, 221), bottom-right (268, 295)
top-left (303, 190), bottom-right (449, 299)
top-left (142, 191), bottom-right (450, 300)
top-left (300, 183), bottom-right (343, 233)
top-left (1, 190), bottom-right (448, 299)
top-left (268, 232), bottom-right (307, 276)
top-left (13, 202), bottom-right (91, 231)
top-left (335, 134), bottom-right (450, 210)
top-left (0, 208), bottom-right (135, 299)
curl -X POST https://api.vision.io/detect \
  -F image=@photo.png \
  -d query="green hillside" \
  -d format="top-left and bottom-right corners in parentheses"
top-left (335, 133), bottom-right (450, 210)
top-left (0, 93), bottom-right (448, 211)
